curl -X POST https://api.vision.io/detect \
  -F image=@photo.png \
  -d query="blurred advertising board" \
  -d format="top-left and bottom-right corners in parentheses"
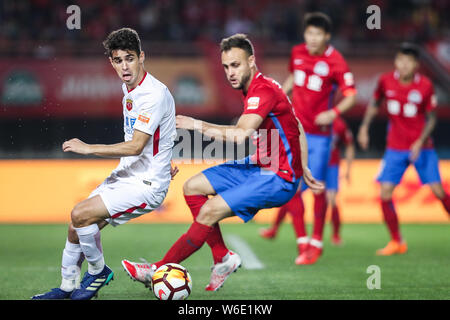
top-left (0, 159), bottom-right (449, 224)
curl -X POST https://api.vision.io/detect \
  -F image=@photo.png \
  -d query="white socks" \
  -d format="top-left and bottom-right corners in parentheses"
top-left (61, 239), bottom-right (84, 292)
top-left (74, 224), bottom-right (105, 276)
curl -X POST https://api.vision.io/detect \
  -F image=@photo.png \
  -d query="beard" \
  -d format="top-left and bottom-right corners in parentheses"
top-left (233, 71), bottom-right (251, 90)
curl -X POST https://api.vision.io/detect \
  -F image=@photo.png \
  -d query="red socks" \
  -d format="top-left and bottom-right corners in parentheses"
top-left (184, 195), bottom-right (229, 264)
top-left (331, 205), bottom-right (341, 237)
top-left (287, 193), bottom-right (307, 238)
top-left (381, 200), bottom-right (401, 242)
top-left (154, 221), bottom-right (212, 268)
top-left (312, 192), bottom-right (327, 241)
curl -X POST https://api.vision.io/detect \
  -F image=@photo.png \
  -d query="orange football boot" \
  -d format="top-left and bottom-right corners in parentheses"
top-left (376, 240), bottom-right (408, 256)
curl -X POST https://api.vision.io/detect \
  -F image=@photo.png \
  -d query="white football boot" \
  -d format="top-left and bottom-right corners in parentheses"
top-left (205, 251), bottom-right (241, 291)
top-left (121, 258), bottom-right (157, 289)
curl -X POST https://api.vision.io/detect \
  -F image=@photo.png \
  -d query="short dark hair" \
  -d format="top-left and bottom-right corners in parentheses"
top-left (220, 33), bottom-right (254, 57)
top-left (103, 27), bottom-right (141, 57)
top-left (303, 12), bottom-right (332, 33)
top-left (398, 42), bottom-right (420, 59)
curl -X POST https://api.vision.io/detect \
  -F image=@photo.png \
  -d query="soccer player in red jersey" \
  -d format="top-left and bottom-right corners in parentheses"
top-left (122, 34), bottom-right (323, 291)
top-left (358, 43), bottom-right (450, 256)
top-left (326, 116), bottom-right (355, 246)
top-left (259, 116), bottom-right (355, 255)
top-left (281, 12), bottom-right (357, 264)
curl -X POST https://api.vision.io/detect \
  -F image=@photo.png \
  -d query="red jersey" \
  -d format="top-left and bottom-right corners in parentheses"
top-left (289, 44), bottom-right (356, 136)
top-left (329, 116), bottom-right (353, 166)
top-left (373, 71), bottom-right (437, 150)
top-left (243, 72), bottom-right (303, 182)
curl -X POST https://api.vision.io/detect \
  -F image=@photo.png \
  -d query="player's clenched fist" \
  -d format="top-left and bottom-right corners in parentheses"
top-left (62, 138), bottom-right (91, 155)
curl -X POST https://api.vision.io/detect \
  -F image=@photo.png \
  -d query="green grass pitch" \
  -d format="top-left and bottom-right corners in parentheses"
top-left (0, 223), bottom-right (448, 300)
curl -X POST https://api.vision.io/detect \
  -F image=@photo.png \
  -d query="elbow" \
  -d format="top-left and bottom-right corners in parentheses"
top-left (131, 144), bottom-right (145, 156)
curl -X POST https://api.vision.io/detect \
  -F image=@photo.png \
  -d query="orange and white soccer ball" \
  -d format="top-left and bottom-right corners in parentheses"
top-left (151, 263), bottom-right (192, 300)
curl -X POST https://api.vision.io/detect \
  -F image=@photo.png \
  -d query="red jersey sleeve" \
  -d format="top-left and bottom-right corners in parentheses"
top-left (242, 85), bottom-right (275, 119)
top-left (333, 58), bottom-right (356, 97)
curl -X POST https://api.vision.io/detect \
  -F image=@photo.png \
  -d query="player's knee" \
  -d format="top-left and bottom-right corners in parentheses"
top-left (380, 190), bottom-right (393, 201)
top-left (429, 183), bottom-right (445, 200)
top-left (183, 177), bottom-right (199, 196)
top-left (196, 201), bottom-right (220, 226)
top-left (71, 203), bottom-right (90, 228)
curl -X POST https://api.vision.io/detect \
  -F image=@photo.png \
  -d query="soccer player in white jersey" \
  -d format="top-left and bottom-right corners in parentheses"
top-left (32, 28), bottom-right (177, 300)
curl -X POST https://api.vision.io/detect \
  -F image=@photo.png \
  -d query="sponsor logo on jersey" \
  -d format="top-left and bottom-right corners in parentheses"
top-left (138, 114), bottom-right (150, 124)
top-left (386, 90), bottom-right (396, 97)
top-left (247, 97), bottom-right (260, 110)
top-left (126, 99), bottom-right (133, 111)
top-left (294, 59), bottom-right (303, 65)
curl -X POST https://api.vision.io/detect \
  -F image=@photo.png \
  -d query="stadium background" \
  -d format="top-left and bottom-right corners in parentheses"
top-left (1, 0), bottom-right (449, 224)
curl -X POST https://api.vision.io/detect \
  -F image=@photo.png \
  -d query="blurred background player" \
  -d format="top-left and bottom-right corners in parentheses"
top-left (357, 43), bottom-right (450, 256)
top-left (122, 33), bottom-right (323, 291)
top-left (325, 115), bottom-right (355, 246)
top-left (259, 116), bottom-right (355, 256)
top-left (32, 28), bottom-right (177, 299)
top-left (281, 12), bottom-right (357, 265)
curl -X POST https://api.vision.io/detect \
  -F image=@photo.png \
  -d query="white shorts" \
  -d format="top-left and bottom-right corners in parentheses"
top-left (89, 176), bottom-right (167, 227)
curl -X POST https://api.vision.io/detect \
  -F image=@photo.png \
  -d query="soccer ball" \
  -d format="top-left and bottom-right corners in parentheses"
top-left (151, 263), bottom-right (192, 300)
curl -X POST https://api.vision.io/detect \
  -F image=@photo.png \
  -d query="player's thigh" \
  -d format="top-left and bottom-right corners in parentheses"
top-left (71, 195), bottom-right (110, 227)
top-left (92, 179), bottom-right (166, 227)
top-left (196, 195), bottom-right (235, 226)
top-left (377, 149), bottom-right (409, 185)
top-left (414, 149), bottom-right (442, 186)
top-left (306, 134), bottom-right (332, 183)
top-left (183, 172), bottom-right (216, 196)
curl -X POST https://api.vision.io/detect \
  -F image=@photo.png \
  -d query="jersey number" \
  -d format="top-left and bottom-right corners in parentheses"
top-left (387, 100), bottom-right (418, 117)
top-left (294, 70), bottom-right (323, 91)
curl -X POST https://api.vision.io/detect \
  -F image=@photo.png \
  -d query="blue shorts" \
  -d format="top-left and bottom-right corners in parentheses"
top-left (300, 133), bottom-right (332, 192)
top-left (202, 157), bottom-right (300, 222)
top-left (326, 164), bottom-right (339, 191)
top-left (377, 148), bottom-right (441, 185)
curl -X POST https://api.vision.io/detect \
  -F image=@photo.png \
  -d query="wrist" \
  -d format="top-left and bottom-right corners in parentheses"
top-left (331, 107), bottom-right (340, 117)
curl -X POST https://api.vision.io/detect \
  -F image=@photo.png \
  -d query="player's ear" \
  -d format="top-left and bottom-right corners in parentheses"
top-left (248, 55), bottom-right (256, 68)
top-left (325, 32), bottom-right (331, 42)
top-left (139, 51), bottom-right (145, 64)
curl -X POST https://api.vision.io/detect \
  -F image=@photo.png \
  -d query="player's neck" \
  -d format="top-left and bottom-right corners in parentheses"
top-left (242, 68), bottom-right (258, 95)
top-left (307, 44), bottom-right (328, 56)
top-left (398, 73), bottom-right (414, 85)
top-left (126, 68), bottom-right (146, 92)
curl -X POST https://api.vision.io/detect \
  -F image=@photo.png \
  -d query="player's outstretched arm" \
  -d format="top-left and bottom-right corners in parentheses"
top-left (315, 93), bottom-right (357, 126)
top-left (176, 114), bottom-right (263, 144)
top-left (357, 98), bottom-right (380, 150)
top-left (62, 129), bottom-right (150, 158)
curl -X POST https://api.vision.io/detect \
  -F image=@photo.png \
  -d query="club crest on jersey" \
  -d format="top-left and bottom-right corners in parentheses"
top-left (313, 61), bottom-right (329, 77)
top-left (126, 99), bottom-right (133, 111)
top-left (247, 97), bottom-right (260, 110)
top-left (407, 90), bottom-right (422, 104)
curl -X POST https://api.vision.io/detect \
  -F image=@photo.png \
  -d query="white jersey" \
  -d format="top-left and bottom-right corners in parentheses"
top-left (109, 72), bottom-right (176, 192)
